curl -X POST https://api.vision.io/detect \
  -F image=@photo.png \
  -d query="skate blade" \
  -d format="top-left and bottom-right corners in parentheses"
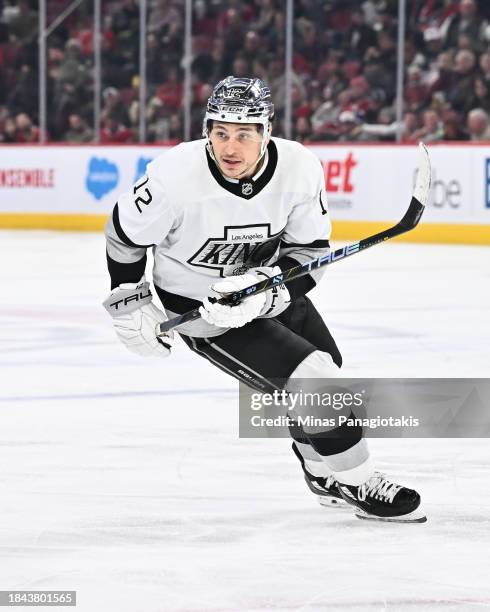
top-left (355, 509), bottom-right (427, 524)
top-left (318, 496), bottom-right (348, 508)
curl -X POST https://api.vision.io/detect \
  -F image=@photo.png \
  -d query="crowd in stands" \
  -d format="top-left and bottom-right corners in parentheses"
top-left (2, 0), bottom-right (490, 143)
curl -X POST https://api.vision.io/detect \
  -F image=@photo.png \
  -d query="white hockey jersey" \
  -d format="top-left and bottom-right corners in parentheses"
top-left (105, 137), bottom-right (332, 337)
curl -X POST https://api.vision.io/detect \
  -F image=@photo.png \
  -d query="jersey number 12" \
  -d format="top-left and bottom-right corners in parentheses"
top-left (134, 176), bottom-right (153, 213)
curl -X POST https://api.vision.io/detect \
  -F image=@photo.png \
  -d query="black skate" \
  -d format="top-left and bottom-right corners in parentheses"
top-left (337, 473), bottom-right (427, 523)
top-left (292, 443), bottom-right (346, 508)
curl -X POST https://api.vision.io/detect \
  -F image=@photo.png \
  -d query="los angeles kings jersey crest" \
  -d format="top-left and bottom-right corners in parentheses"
top-left (187, 223), bottom-right (283, 277)
top-left (107, 137), bottom-right (332, 304)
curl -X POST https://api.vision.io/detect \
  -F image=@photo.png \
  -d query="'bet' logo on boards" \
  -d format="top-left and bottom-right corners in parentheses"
top-left (323, 152), bottom-right (357, 193)
top-left (317, 151), bottom-right (357, 210)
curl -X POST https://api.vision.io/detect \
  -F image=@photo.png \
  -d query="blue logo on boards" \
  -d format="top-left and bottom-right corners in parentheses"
top-left (486, 159), bottom-right (490, 208)
top-left (134, 157), bottom-right (153, 183)
top-left (86, 157), bottom-right (119, 200)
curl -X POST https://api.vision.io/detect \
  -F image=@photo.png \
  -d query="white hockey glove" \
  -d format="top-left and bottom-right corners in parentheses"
top-left (103, 278), bottom-right (174, 358)
top-left (199, 266), bottom-right (290, 329)
top-left (250, 265), bottom-right (291, 318)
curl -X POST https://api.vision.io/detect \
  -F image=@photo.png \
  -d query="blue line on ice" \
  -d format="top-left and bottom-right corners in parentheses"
top-left (0, 388), bottom-right (235, 403)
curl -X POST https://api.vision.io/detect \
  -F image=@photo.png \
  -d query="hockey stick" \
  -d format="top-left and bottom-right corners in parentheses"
top-left (157, 143), bottom-right (431, 335)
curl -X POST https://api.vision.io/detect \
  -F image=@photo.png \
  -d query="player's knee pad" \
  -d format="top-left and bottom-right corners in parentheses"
top-left (285, 350), bottom-right (341, 422)
top-left (286, 350), bottom-right (340, 389)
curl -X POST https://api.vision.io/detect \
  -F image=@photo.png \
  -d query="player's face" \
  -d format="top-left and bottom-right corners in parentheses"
top-left (209, 122), bottom-right (266, 179)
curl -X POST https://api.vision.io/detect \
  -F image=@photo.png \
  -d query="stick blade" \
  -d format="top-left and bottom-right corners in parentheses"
top-left (397, 142), bottom-right (431, 232)
top-left (413, 141), bottom-right (431, 208)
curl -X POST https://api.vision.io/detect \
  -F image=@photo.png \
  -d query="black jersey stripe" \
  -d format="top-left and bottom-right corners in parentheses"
top-left (113, 204), bottom-right (153, 248)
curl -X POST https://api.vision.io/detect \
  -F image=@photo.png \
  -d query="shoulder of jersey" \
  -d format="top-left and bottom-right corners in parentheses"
top-left (272, 137), bottom-right (323, 188)
top-left (146, 139), bottom-right (207, 184)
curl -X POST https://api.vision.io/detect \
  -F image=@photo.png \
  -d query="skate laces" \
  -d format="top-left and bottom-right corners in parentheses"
top-left (325, 474), bottom-right (336, 489)
top-left (357, 473), bottom-right (401, 503)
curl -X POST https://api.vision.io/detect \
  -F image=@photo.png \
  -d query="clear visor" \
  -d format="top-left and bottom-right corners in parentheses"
top-left (210, 124), bottom-right (264, 143)
top-left (203, 110), bottom-right (270, 136)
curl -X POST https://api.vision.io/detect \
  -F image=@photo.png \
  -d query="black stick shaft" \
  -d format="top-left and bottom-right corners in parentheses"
top-left (157, 196), bottom-right (425, 334)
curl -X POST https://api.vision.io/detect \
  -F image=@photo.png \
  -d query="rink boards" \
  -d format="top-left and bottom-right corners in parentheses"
top-left (0, 142), bottom-right (489, 244)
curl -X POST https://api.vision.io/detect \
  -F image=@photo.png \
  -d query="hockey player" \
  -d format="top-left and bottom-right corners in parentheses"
top-left (103, 76), bottom-right (425, 523)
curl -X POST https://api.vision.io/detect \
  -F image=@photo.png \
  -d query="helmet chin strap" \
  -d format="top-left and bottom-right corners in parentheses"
top-left (233, 150), bottom-right (266, 179)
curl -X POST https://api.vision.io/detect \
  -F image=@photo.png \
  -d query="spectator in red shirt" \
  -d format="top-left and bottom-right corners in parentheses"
top-left (100, 117), bottom-right (133, 143)
top-left (13, 112), bottom-right (39, 142)
top-left (348, 75), bottom-right (372, 115)
top-left (155, 67), bottom-right (183, 113)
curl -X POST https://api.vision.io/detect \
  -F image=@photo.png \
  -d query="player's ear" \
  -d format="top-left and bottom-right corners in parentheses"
top-left (264, 123), bottom-right (272, 144)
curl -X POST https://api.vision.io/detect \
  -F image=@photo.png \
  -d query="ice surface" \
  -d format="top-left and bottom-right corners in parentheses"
top-left (1, 231), bottom-right (490, 611)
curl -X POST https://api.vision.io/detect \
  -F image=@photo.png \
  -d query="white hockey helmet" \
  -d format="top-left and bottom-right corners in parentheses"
top-left (203, 76), bottom-right (275, 157)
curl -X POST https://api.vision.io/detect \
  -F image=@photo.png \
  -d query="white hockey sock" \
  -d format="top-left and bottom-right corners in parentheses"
top-left (305, 458), bottom-right (335, 478)
top-left (334, 456), bottom-right (375, 486)
top-left (318, 439), bottom-right (373, 485)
